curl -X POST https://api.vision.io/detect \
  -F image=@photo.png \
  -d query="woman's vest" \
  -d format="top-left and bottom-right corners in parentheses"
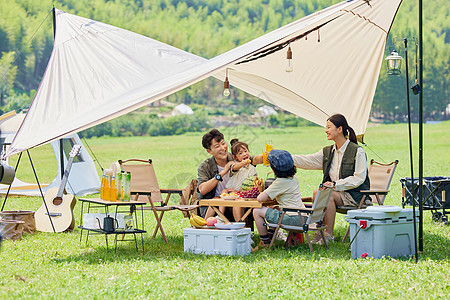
top-left (322, 142), bottom-right (370, 204)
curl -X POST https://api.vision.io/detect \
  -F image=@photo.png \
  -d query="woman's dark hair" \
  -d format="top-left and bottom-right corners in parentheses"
top-left (230, 138), bottom-right (249, 157)
top-left (202, 129), bottom-right (224, 149)
top-left (270, 163), bottom-right (297, 178)
top-left (327, 114), bottom-right (357, 144)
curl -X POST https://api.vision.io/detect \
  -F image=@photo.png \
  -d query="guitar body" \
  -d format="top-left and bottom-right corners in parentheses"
top-left (35, 188), bottom-right (77, 232)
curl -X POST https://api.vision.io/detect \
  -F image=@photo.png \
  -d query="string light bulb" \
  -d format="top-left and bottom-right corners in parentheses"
top-left (285, 44), bottom-right (293, 72)
top-left (223, 70), bottom-right (230, 97)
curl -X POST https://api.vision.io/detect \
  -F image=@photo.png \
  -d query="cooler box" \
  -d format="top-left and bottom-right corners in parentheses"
top-left (345, 206), bottom-right (418, 259)
top-left (183, 228), bottom-right (251, 256)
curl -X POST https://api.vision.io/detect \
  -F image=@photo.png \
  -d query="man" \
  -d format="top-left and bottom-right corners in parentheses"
top-left (196, 129), bottom-right (234, 218)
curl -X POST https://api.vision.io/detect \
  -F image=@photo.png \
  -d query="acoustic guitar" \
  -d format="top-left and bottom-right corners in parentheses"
top-left (35, 145), bottom-right (81, 232)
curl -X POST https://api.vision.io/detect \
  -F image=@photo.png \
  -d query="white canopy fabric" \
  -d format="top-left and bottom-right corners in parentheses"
top-left (7, 0), bottom-right (402, 157)
top-left (0, 111), bottom-right (100, 196)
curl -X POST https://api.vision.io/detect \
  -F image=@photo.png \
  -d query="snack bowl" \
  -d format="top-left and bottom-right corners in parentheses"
top-left (220, 195), bottom-right (239, 200)
top-left (214, 222), bottom-right (246, 230)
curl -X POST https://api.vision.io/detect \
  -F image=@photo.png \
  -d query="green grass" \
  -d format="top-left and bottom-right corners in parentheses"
top-left (1, 122), bottom-right (450, 299)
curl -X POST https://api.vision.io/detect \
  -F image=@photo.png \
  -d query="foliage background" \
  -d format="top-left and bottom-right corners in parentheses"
top-left (0, 0), bottom-right (449, 135)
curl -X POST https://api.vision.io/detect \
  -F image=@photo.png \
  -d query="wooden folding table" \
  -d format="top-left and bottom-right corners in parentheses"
top-left (199, 198), bottom-right (277, 223)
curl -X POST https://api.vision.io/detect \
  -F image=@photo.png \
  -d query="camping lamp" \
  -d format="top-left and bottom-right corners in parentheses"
top-left (385, 50), bottom-right (403, 75)
top-left (285, 44), bottom-right (293, 72)
top-left (223, 70), bottom-right (230, 97)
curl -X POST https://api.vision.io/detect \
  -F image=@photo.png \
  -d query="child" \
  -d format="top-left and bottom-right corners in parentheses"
top-left (252, 149), bottom-right (305, 250)
top-left (226, 139), bottom-right (257, 191)
top-left (225, 139), bottom-right (258, 221)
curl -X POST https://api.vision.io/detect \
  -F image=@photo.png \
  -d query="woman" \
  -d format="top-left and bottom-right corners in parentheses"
top-left (292, 114), bottom-right (370, 244)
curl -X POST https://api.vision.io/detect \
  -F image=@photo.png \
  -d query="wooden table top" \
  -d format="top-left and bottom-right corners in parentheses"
top-left (79, 198), bottom-right (148, 206)
top-left (199, 198), bottom-right (277, 208)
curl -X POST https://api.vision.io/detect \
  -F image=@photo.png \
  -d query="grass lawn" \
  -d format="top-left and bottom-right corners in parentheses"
top-left (1, 122), bottom-right (449, 299)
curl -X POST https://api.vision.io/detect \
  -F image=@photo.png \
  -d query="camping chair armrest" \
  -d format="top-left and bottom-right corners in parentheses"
top-left (301, 197), bottom-right (313, 203)
top-left (280, 206), bottom-right (314, 213)
top-left (360, 189), bottom-right (389, 195)
top-left (160, 188), bottom-right (183, 195)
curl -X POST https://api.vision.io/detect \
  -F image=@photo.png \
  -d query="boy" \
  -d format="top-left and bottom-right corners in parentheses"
top-left (253, 149), bottom-right (305, 250)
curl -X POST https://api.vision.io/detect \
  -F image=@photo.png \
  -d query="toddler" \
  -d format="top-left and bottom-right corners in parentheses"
top-left (226, 138), bottom-right (258, 221)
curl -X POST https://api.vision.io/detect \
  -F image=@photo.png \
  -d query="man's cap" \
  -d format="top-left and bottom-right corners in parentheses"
top-left (268, 150), bottom-right (294, 171)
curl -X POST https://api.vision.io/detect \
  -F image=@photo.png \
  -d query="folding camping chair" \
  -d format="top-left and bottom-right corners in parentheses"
top-left (118, 159), bottom-right (199, 244)
top-left (268, 185), bottom-right (333, 252)
top-left (337, 159), bottom-right (398, 242)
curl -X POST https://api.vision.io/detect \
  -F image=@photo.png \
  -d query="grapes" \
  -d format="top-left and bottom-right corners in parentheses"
top-left (236, 187), bottom-right (260, 198)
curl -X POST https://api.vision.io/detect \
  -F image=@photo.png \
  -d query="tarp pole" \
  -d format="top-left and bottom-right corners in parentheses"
top-left (404, 38), bottom-right (418, 262)
top-left (52, 6), bottom-right (65, 180)
top-left (27, 150), bottom-right (56, 233)
top-left (418, 0), bottom-right (424, 253)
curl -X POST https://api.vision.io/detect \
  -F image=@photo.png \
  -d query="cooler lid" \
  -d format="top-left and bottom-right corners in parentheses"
top-left (346, 206), bottom-right (410, 221)
top-left (365, 205), bottom-right (402, 213)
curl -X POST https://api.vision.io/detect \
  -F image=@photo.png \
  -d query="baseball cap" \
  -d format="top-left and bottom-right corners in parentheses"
top-left (268, 149), bottom-right (294, 172)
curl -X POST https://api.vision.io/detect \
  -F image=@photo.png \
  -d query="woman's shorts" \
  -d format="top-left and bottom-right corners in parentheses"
top-left (339, 192), bottom-right (373, 208)
top-left (265, 208), bottom-right (307, 226)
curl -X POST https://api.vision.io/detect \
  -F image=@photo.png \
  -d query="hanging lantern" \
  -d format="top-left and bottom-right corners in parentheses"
top-left (285, 45), bottom-right (293, 73)
top-left (223, 69), bottom-right (230, 97)
top-left (385, 50), bottom-right (403, 75)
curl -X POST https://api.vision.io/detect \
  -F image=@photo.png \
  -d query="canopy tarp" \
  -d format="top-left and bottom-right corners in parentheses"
top-left (7, 0), bottom-right (402, 157)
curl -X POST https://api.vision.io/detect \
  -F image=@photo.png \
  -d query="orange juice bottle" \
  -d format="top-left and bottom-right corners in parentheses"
top-left (110, 176), bottom-right (118, 201)
top-left (100, 175), bottom-right (106, 199)
top-left (104, 175), bottom-right (111, 201)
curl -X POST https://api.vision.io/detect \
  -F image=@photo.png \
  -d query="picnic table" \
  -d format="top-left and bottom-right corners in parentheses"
top-left (199, 198), bottom-right (278, 223)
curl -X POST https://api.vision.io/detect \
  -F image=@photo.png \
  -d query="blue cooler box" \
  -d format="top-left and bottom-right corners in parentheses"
top-left (345, 206), bottom-right (418, 259)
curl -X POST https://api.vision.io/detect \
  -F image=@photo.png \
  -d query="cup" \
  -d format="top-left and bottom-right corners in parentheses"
top-left (263, 140), bottom-right (273, 166)
top-left (263, 150), bottom-right (269, 166)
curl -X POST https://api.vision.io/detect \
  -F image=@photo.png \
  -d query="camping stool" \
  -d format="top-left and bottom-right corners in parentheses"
top-left (0, 219), bottom-right (25, 241)
top-left (0, 211), bottom-right (36, 234)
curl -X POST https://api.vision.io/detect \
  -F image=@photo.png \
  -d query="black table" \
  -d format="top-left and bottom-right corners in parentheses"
top-left (78, 198), bottom-right (147, 253)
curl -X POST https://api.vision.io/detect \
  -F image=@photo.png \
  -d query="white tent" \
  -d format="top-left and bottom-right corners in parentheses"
top-left (172, 103), bottom-right (194, 116)
top-left (0, 111), bottom-right (100, 196)
top-left (257, 105), bottom-right (278, 117)
top-left (6, 0), bottom-right (402, 157)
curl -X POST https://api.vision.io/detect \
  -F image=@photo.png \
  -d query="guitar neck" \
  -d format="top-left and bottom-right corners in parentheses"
top-left (56, 145), bottom-right (81, 197)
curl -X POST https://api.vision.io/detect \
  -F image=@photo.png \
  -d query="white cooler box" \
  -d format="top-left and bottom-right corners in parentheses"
top-left (83, 213), bottom-right (127, 230)
top-left (345, 206), bottom-right (418, 259)
top-left (183, 228), bottom-right (251, 256)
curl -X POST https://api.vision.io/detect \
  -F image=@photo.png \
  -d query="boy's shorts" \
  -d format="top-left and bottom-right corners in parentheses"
top-left (265, 208), bottom-right (307, 227)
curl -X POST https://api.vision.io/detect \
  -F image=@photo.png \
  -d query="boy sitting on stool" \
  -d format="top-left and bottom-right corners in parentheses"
top-left (253, 150), bottom-right (305, 250)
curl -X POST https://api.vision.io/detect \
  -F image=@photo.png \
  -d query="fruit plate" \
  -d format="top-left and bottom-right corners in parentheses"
top-left (214, 222), bottom-right (246, 230)
top-left (220, 195), bottom-right (239, 200)
top-left (192, 225), bottom-right (216, 229)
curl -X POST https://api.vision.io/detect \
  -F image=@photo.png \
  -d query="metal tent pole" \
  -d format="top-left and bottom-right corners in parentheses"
top-left (403, 38), bottom-right (418, 262)
top-left (418, 0), bottom-right (424, 252)
top-left (52, 6), bottom-right (65, 181)
top-left (27, 150), bottom-right (56, 233)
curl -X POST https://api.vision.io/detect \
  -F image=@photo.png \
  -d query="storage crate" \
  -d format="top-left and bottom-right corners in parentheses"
top-left (183, 228), bottom-right (251, 256)
top-left (345, 206), bottom-right (418, 259)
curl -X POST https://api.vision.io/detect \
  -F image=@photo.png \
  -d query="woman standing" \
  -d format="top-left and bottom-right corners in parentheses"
top-left (292, 114), bottom-right (370, 244)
